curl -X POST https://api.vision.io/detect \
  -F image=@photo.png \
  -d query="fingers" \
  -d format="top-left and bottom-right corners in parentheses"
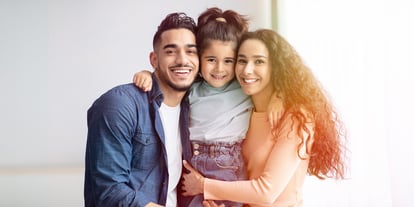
top-left (133, 72), bottom-right (152, 92)
top-left (182, 160), bottom-right (194, 172)
top-left (268, 111), bottom-right (274, 129)
top-left (181, 189), bottom-right (190, 196)
top-left (141, 78), bottom-right (152, 91)
top-left (202, 200), bottom-right (223, 207)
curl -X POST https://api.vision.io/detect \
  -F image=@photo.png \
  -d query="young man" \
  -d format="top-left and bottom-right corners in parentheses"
top-left (84, 12), bottom-right (199, 207)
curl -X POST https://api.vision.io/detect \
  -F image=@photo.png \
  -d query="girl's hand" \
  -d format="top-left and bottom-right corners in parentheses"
top-left (267, 93), bottom-right (284, 130)
top-left (133, 70), bottom-right (153, 92)
top-left (181, 160), bottom-right (205, 196)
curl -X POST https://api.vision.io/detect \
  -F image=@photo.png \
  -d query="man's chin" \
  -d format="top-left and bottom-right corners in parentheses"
top-left (169, 83), bottom-right (192, 92)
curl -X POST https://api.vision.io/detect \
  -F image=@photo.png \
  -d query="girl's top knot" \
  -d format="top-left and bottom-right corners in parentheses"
top-left (215, 17), bottom-right (226, 23)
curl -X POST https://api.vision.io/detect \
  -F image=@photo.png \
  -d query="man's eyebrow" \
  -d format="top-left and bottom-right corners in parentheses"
top-left (163, 44), bottom-right (177, 49)
top-left (162, 44), bottom-right (197, 49)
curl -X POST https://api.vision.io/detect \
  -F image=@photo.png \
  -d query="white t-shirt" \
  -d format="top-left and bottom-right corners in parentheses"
top-left (159, 103), bottom-right (182, 207)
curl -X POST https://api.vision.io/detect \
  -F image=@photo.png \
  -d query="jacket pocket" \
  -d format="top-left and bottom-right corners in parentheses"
top-left (132, 133), bottom-right (162, 170)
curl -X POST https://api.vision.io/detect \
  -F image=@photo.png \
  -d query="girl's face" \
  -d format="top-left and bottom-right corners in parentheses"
top-left (200, 40), bottom-right (236, 88)
top-left (235, 39), bottom-right (273, 97)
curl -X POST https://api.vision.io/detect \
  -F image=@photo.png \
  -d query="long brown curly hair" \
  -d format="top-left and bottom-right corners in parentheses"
top-left (239, 29), bottom-right (347, 179)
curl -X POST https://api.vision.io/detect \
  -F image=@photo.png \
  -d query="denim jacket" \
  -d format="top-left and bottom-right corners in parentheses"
top-left (84, 74), bottom-right (192, 207)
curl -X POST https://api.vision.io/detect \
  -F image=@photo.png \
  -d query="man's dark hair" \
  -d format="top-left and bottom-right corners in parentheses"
top-left (153, 12), bottom-right (197, 48)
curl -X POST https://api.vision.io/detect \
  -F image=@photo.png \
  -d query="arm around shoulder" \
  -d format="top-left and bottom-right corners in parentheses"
top-left (133, 70), bottom-right (153, 92)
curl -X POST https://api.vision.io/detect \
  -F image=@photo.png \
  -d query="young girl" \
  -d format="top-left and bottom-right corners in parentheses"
top-left (134, 8), bottom-right (282, 207)
top-left (181, 29), bottom-right (347, 207)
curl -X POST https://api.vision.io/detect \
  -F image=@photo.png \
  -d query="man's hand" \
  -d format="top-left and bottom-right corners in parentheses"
top-left (145, 202), bottom-right (164, 207)
top-left (202, 200), bottom-right (226, 207)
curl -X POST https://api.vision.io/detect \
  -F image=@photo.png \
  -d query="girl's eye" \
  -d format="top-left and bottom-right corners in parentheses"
top-left (224, 59), bottom-right (235, 64)
top-left (206, 58), bottom-right (216, 63)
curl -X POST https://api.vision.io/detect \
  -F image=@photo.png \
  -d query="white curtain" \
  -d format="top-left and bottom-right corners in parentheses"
top-left (276, 0), bottom-right (413, 206)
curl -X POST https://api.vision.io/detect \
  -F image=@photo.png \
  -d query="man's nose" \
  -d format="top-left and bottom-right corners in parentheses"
top-left (175, 50), bottom-right (189, 65)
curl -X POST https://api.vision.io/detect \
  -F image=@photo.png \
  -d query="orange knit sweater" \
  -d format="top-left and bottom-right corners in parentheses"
top-left (204, 111), bottom-right (314, 207)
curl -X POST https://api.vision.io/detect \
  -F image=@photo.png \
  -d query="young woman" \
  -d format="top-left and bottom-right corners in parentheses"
top-left (181, 29), bottom-right (347, 207)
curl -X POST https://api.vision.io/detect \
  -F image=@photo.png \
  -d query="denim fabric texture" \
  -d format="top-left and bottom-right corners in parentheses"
top-left (186, 141), bottom-right (246, 207)
top-left (84, 74), bottom-right (192, 207)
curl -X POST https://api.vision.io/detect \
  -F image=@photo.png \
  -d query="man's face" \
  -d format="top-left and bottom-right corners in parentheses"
top-left (151, 28), bottom-right (199, 92)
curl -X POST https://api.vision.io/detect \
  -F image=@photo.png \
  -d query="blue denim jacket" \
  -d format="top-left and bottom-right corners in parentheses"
top-left (84, 74), bottom-right (192, 207)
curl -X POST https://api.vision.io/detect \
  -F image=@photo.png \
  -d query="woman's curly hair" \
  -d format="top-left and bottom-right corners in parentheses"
top-left (239, 29), bottom-right (347, 179)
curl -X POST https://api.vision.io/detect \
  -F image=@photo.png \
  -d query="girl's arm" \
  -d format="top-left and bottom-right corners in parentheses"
top-left (133, 70), bottom-right (153, 92)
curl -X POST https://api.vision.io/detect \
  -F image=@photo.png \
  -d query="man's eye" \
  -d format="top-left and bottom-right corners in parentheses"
top-left (166, 50), bottom-right (175, 54)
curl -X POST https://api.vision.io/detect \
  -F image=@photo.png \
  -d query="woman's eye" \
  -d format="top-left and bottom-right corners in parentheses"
top-left (237, 59), bottom-right (247, 64)
top-left (255, 59), bottom-right (265, 64)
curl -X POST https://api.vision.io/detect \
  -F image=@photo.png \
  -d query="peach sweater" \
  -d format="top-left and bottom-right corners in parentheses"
top-left (204, 111), bottom-right (314, 207)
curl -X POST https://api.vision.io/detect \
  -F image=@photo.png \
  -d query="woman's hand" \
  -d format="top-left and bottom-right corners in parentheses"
top-left (181, 160), bottom-right (205, 196)
top-left (133, 70), bottom-right (153, 92)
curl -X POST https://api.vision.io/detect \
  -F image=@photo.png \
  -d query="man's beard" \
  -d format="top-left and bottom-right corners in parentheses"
top-left (156, 64), bottom-right (194, 92)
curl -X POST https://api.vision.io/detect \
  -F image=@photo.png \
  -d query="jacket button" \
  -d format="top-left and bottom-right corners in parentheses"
top-left (194, 150), bottom-right (200, 156)
top-left (193, 143), bottom-right (199, 149)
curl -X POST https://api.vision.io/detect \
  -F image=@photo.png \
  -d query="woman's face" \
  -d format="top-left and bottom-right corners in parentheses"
top-left (200, 40), bottom-right (236, 88)
top-left (235, 39), bottom-right (273, 96)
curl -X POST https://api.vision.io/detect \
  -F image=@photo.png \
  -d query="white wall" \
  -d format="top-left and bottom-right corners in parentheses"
top-left (385, 1), bottom-right (414, 206)
top-left (0, 0), bottom-right (271, 206)
top-left (278, 0), bottom-right (414, 206)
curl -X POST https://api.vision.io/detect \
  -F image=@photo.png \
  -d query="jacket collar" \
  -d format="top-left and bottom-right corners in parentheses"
top-left (149, 73), bottom-right (164, 106)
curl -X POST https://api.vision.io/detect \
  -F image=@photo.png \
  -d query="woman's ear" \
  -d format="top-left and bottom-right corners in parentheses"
top-left (149, 52), bottom-right (157, 69)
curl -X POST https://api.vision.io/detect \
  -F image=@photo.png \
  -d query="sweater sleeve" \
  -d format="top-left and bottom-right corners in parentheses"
top-left (204, 116), bottom-right (314, 205)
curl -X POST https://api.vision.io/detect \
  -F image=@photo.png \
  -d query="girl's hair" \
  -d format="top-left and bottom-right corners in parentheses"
top-left (196, 7), bottom-right (249, 56)
top-left (239, 29), bottom-right (347, 180)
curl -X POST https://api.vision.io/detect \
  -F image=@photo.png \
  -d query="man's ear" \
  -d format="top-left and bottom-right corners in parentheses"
top-left (149, 52), bottom-right (157, 69)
